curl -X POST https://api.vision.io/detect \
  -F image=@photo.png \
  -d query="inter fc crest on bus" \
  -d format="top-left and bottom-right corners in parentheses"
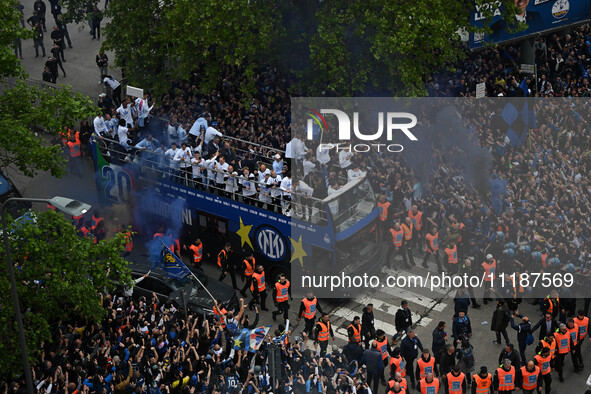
top-left (255, 226), bottom-right (286, 261)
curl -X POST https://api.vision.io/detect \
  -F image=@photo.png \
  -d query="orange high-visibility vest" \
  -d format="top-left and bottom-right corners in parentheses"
top-left (534, 354), bottom-right (552, 375)
top-left (189, 243), bottom-right (203, 263)
top-left (446, 372), bottom-right (465, 394)
top-left (425, 232), bottom-right (438, 252)
top-left (302, 297), bottom-right (317, 319)
top-left (378, 201), bottom-right (391, 221)
top-left (65, 131), bottom-right (81, 157)
top-left (389, 378), bottom-right (408, 392)
top-left (444, 245), bottom-right (458, 264)
top-left (540, 338), bottom-right (556, 359)
top-left (402, 222), bottom-right (413, 241)
top-left (472, 373), bottom-right (492, 394)
top-left (481, 259), bottom-right (496, 282)
top-left (250, 271), bottom-right (265, 293)
top-left (217, 249), bottom-right (227, 268)
top-left (408, 209), bottom-right (423, 231)
top-left (243, 258), bottom-right (254, 276)
top-left (456, 222), bottom-right (465, 243)
top-left (567, 323), bottom-right (579, 347)
top-left (575, 316), bottom-right (589, 340)
top-left (419, 377), bottom-right (439, 394)
top-left (347, 323), bottom-right (361, 344)
top-left (417, 357), bottom-right (435, 379)
top-left (275, 280), bottom-right (290, 302)
top-left (390, 228), bottom-right (404, 247)
top-left (554, 330), bottom-right (570, 354)
top-left (496, 366), bottom-right (515, 391)
top-left (317, 321), bottom-right (331, 342)
top-left (390, 356), bottom-right (406, 378)
top-left (375, 338), bottom-right (389, 360)
top-left (520, 366), bottom-right (539, 391)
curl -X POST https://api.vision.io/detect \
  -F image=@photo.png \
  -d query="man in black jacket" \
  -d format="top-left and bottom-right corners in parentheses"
top-left (394, 300), bottom-right (413, 344)
top-left (400, 330), bottom-right (423, 389)
top-left (510, 311), bottom-right (532, 367)
top-left (361, 304), bottom-right (375, 349)
top-left (498, 343), bottom-right (520, 369)
top-left (438, 344), bottom-right (456, 375)
top-left (530, 312), bottom-right (559, 341)
top-left (432, 321), bottom-right (447, 364)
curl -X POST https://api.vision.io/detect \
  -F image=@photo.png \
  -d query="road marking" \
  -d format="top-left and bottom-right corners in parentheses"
top-left (376, 286), bottom-right (448, 312)
top-left (331, 306), bottom-right (433, 336)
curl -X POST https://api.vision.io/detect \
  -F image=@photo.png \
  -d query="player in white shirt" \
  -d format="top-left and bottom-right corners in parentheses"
top-left (164, 142), bottom-right (179, 180)
top-left (293, 178), bottom-right (314, 220)
top-left (266, 170), bottom-right (282, 212)
top-left (135, 93), bottom-right (154, 128)
top-left (116, 98), bottom-right (134, 128)
top-left (173, 142), bottom-right (192, 185)
top-left (347, 163), bottom-right (367, 182)
top-left (224, 166), bottom-right (239, 198)
top-left (302, 153), bottom-right (316, 177)
top-left (258, 173), bottom-right (272, 207)
top-left (191, 151), bottom-right (204, 189)
top-left (339, 150), bottom-right (354, 169)
top-left (93, 114), bottom-right (108, 135)
top-left (280, 172), bottom-right (292, 216)
top-left (202, 151), bottom-right (219, 191)
top-left (257, 164), bottom-right (270, 183)
top-left (204, 123), bottom-right (222, 144)
top-left (116, 119), bottom-right (132, 151)
top-left (214, 156), bottom-right (229, 193)
top-left (239, 167), bottom-right (257, 205)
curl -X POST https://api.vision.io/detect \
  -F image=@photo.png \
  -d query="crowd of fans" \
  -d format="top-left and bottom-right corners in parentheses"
top-left (16, 7), bottom-right (591, 393)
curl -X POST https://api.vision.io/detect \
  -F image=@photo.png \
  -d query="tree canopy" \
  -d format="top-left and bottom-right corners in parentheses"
top-left (0, 210), bottom-right (132, 378)
top-left (58, 0), bottom-right (523, 97)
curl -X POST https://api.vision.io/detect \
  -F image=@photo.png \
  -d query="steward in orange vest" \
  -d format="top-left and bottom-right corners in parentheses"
top-left (217, 242), bottom-right (237, 289)
top-left (417, 373), bottom-right (439, 394)
top-left (298, 293), bottom-right (322, 338)
top-left (314, 313), bottom-right (334, 356)
top-left (533, 347), bottom-right (552, 394)
top-left (272, 274), bottom-right (291, 323)
top-left (517, 361), bottom-right (541, 392)
top-left (493, 361), bottom-right (515, 392)
top-left (185, 238), bottom-right (204, 267)
top-left (377, 195), bottom-right (391, 240)
top-left (421, 227), bottom-right (442, 273)
top-left (347, 316), bottom-right (362, 345)
top-left (387, 222), bottom-right (409, 268)
top-left (415, 349), bottom-right (438, 381)
top-left (239, 254), bottom-right (255, 297)
top-left (444, 242), bottom-right (459, 274)
top-left (248, 265), bottom-right (267, 312)
top-left (402, 217), bottom-right (414, 263)
top-left (444, 367), bottom-right (465, 394)
top-left (471, 367), bottom-right (492, 394)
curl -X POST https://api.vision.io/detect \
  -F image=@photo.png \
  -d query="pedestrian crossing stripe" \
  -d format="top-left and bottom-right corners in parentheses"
top-left (376, 286), bottom-right (448, 312)
top-left (331, 306), bottom-right (433, 338)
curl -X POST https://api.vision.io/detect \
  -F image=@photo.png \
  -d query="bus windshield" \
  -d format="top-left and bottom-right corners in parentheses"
top-left (324, 178), bottom-right (376, 233)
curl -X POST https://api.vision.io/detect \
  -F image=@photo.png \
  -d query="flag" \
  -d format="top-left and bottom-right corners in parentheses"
top-left (233, 328), bottom-right (248, 350)
top-left (246, 325), bottom-right (271, 352)
top-left (501, 99), bottom-right (535, 146)
top-left (154, 242), bottom-right (192, 281)
top-left (519, 78), bottom-right (528, 97)
top-left (323, 164), bottom-right (330, 189)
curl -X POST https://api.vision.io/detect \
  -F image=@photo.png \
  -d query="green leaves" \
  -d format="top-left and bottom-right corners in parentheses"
top-left (0, 82), bottom-right (97, 178)
top-left (0, 211), bottom-right (132, 378)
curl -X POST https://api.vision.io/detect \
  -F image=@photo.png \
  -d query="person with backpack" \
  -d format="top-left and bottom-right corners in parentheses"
top-left (456, 339), bottom-right (475, 387)
top-left (510, 310), bottom-right (533, 366)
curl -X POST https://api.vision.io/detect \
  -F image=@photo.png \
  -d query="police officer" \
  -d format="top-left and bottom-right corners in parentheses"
top-left (248, 265), bottom-right (267, 311)
top-left (272, 273), bottom-right (291, 322)
top-left (298, 292), bottom-right (323, 338)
